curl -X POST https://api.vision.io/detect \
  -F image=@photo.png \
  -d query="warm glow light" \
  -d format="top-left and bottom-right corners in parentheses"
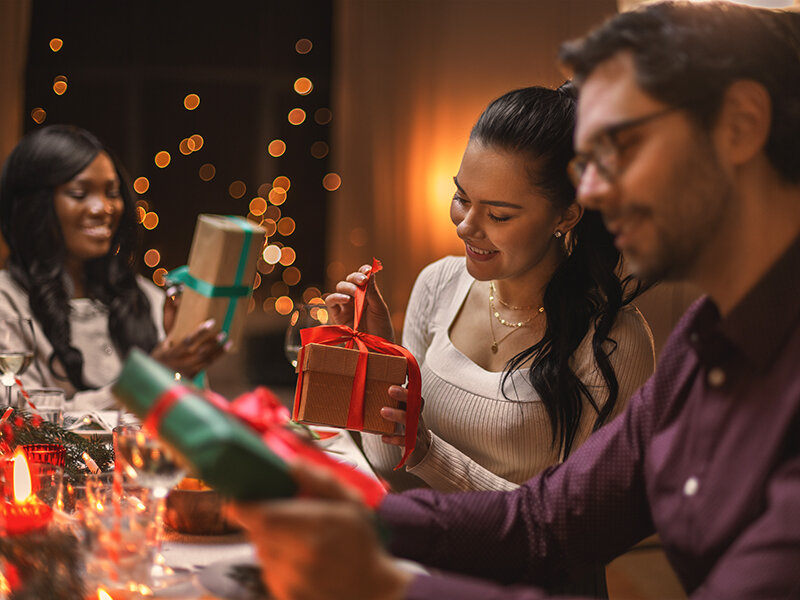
top-left (261, 218), bottom-right (277, 236)
top-left (246, 213), bottom-right (261, 225)
top-left (262, 297), bottom-right (276, 312)
top-left (143, 212), bottom-right (159, 230)
top-left (268, 139), bottom-right (286, 157)
top-left (302, 287), bottom-right (322, 303)
top-left (31, 107), bottom-right (47, 124)
top-left (322, 172), bottom-right (342, 191)
top-left (263, 245), bottom-right (281, 264)
top-left (153, 268), bottom-right (167, 286)
top-left (179, 138), bottom-right (194, 155)
top-left (273, 176), bottom-right (291, 191)
top-left (314, 108), bottom-right (332, 125)
top-left (265, 205), bottom-right (281, 221)
top-left (98, 588), bottom-right (113, 600)
top-left (136, 206), bottom-right (146, 223)
top-left (257, 183), bottom-right (272, 197)
top-left (294, 77), bottom-right (313, 95)
top-left (53, 77), bottom-right (68, 96)
top-left (229, 180), bottom-right (246, 199)
top-left (133, 177), bottom-right (150, 194)
top-left (199, 163), bottom-right (216, 181)
top-left (288, 108), bottom-right (306, 125)
top-left (275, 296), bottom-right (294, 315)
top-left (249, 197), bottom-right (267, 216)
top-left (295, 38), bottom-right (313, 54)
top-left (279, 246), bottom-right (296, 266)
top-left (136, 199), bottom-right (150, 211)
top-left (190, 134), bottom-right (204, 150)
top-left (310, 141), bottom-right (328, 159)
top-left (257, 259), bottom-right (275, 275)
top-left (0, 572), bottom-right (11, 594)
top-left (277, 217), bottom-right (296, 236)
top-left (144, 249), bottom-right (161, 267)
top-left (268, 187), bottom-right (287, 205)
top-left (350, 227), bottom-right (368, 247)
top-left (184, 93), bottom-right (200, 110)
top-left (154, 151), bottom-right (171, 168)
top-left (12, 448), bottom-right (33, 504)
top-left (253, 273), bottom-right (262, 289)
top-left (49, 38), bottom-right (63, 52)
top-left (282, 266), bottom-right (301, 285)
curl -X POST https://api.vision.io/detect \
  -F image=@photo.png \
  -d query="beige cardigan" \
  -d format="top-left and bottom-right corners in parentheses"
top-left (363, 256), bottom-right (655, 492)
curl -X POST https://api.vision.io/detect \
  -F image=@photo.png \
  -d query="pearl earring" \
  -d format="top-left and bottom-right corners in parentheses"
top-left (554, 231), bottom-right (563, 239)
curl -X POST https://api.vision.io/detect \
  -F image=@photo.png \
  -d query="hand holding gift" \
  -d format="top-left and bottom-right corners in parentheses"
top-left (325, 262), bottom-right (395, 343)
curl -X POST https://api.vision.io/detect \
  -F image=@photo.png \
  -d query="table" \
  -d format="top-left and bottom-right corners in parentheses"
top-left (156, 428), bottom-right (379, 599)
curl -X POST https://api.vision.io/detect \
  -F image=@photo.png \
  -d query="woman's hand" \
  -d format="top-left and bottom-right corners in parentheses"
top-left (150, 317), bottom-right (229, 378)
top-left (325, 264), bottom-right (395, 342)
top-left (379, 385), bottom-right (430, 462)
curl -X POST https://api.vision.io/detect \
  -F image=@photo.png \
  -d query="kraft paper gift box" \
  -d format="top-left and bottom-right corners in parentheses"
top-left (167, 214), bottom-right (265, 351)
top-left (293, 343), bottom-right (407, 435)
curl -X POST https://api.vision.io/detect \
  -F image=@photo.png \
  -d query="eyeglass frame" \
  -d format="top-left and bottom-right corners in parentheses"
top-left (567, 105), bottom-right (683, 189)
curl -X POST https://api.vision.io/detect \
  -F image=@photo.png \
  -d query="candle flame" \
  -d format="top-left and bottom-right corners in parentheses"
top-left (97, 588), bottom-right (112, 600)
top-left (11, 447), bottom-right (33, 503)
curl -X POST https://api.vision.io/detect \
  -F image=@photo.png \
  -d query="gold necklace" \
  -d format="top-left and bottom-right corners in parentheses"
top-left (488, 282), bottom-right (544, 328)
top-left (489, 301), bottom-right (526, 354)
top-left (490, 281), bottom-right (537, 310)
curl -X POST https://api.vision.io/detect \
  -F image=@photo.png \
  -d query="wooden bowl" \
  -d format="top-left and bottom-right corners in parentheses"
top-left (165, 480), bottom-right (240, 535)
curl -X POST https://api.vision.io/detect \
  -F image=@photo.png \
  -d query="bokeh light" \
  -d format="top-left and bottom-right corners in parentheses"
top-left (314, 108), bottom-right (332, 125)
top-left (136, 206), bottom-right (146, 223)
top-left (302, 288), bottom-right (322, 303)
top-left (229, 180), bottom-right (246, 199)
top-left (257, 259), bottom-right (275, 275)
top-left (295, 38), bottom-right (312, 54)
top-left (310, 141), bottom-right (328, 159)
top-left (273, 176), bottom-right (291, 191)
top-left (179, 138), bottom-right (194, 155)
top-left (349, 227), bottom-right (368, 247)
top-left (154, 151), bottom-right (171, 168)
top-left (265, 205), bottom-right (281, 221)
top-left (261, 218), bottom-right (277, 236)
top-left (184, 94), bottom-right (200, 110)
top-left (136, 199), bottom-right (150, 211)
top-left (253, 273), bottom-right (262, 289)
top-left (249, 197), bottom-right (267, 216)
top-left (257, 183), bottom-right (271, 197)
top-left (282, 266), bottom-right (301, 286)
top-left (288, 108), bottom-right (306, 125)
top-left (322, 173), bottom-right (342, 191)
top-left (279, 246), bottom-right (296, 266)
top-left (133, 177), bottom-right (150, 194)
top-left (268, 139), bottom-right (286, 157)
top-left (53, 76), bottom-right (68, 96)
top-left (246, 213), bottom-right (261, 225)
top-left (199, 163), bottom-right (216, 181)
top-left (153, 268), bottom-right (168, 286)
top-left (294, 77), bottom-right (313, 95)
top-left (275, 296), bottom-right (294, 315)
top-left (268, 187), bottom-right (287, 205)
top-left (262, 244), bottom-right (282, 264)
top-left (277, 217), bottom-right (296, 236)
top-left (30, 108), bottom-right (46, 124)
top-left (49, 38), bottom-right (63, 52)
top-left (144, 249), bottom-right (161, 267)
top-left (143, 212), bottom-right (159, 230)
top-left (190, 134), bottom-right (204, 150)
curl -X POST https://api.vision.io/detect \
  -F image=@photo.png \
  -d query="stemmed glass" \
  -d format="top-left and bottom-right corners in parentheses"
top-left (0, 317), bottom-right (36, 407)
top-left (113, 424), bottom-right (187, 587)
top-left (284, 299), bottom-right (329, 367)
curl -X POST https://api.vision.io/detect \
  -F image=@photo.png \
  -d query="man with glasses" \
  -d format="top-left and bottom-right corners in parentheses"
top-left (233, 3), bottom-right (800, 598)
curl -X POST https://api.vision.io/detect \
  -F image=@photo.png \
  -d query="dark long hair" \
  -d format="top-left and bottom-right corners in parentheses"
top-left (0, 125), bottom-right (159, 390)
top-left (471, 85), bottom-right (643, 458)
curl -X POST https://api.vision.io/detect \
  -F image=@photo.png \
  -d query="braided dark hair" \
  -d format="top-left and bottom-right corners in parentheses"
top-left (471, 85), bottom-right (643, 458)
top-left (0, 125), bottom-right (158, 390)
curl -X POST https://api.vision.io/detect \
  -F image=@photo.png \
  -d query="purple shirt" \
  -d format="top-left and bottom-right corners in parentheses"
top-left (379, 236), bottom-right (800, 599)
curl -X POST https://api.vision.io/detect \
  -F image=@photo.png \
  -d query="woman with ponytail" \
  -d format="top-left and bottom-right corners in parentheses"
top-left (328, 84), bottom-right (655, 496)
top-left (0, 125), bottom-right (226, 410)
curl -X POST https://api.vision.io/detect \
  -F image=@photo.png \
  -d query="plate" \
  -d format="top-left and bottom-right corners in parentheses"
top-left (196, 558), bottom-right (271, 600)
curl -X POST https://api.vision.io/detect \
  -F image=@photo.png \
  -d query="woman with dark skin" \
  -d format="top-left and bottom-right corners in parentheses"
top-left (0, 125), bottom-right (226, 409)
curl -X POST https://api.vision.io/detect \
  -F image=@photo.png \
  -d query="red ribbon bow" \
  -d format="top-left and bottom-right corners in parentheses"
top-left (145, 384), bottom-right (387, 508)
top-left (292, 258), bottom-right (422, 469)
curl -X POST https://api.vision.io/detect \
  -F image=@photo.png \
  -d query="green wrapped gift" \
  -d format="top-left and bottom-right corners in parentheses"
top-left (112, 349), bottom-right (296, 500)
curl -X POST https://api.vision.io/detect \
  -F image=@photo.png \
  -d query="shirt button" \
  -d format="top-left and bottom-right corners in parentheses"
top-left (707, 367), bottom-right (725, 387)
top-left (683, 477), bottom-right (699, 497)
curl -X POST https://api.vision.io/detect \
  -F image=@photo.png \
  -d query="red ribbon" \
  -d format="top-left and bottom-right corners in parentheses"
top-left (292, 258), bottom-right (422, 470)
top-left (144, 384), bottom-right (387, 508)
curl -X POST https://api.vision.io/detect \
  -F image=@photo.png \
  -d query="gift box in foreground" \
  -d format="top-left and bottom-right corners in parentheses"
top-left (294, 343), bottom-right (407, 435)
top-left (167, 214), bottom-right (265, 351)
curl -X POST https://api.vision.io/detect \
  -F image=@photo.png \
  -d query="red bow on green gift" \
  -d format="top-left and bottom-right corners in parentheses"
top-left (292, 258), bottom-right (422, 470)
top-left (145, 385), bottom-right (387, 508)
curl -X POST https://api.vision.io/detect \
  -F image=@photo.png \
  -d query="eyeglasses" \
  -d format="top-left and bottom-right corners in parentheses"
top-left (567, 106), bottom-right (682, 188)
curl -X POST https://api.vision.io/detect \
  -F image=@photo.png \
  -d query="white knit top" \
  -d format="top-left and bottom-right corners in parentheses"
top-left (362, 256), bottom-right (655, 492)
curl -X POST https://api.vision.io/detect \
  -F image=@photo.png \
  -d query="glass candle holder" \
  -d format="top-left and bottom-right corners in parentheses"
top-left (22, 443), bottom-right (67, 468)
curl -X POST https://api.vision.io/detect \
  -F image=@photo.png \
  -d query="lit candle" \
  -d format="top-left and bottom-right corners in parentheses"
top-left (82, 451), bottom-right (100, 474)
top-left (2, 448), bottom-right (53, 535)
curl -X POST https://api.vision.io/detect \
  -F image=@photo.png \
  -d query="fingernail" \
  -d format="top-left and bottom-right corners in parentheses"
top-left (201, 318), bottom-right (216, 330)
top-left (380, 407), bottom-right (393, 417)
top-left (216, 331), bottom-right (229, 343)
top-left (223, 340), bottom-right (234, 352)
top-left (388, 385), bottom-right (403, 397)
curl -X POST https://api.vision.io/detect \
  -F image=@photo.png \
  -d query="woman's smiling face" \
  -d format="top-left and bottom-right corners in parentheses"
top-left (53, 151), bottom-right (124, 265)
top-left (450, 141), bottom-right (568, 283)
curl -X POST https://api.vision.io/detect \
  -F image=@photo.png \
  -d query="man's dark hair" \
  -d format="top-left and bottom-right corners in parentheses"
top-left (560, 1), bottom-right (800, 183)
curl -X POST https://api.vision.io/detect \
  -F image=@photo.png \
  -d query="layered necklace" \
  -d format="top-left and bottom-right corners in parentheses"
top-left (488, 281), bottom-right (544, 354)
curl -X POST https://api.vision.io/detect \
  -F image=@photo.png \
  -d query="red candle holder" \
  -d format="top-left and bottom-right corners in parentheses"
top-left (21, 443), bottom-right (66, 467)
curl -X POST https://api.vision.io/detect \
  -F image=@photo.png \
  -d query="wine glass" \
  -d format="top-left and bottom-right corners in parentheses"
top-left (0, 317), bottom-right (36, 407)
top-left (113, 424), bottom-right (187, 587)
top-left (284, 299), bottom-right (329, 368)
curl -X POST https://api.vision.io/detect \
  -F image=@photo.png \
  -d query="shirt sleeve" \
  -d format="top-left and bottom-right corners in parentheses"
top-left (378, 377), bottom-right (659, 591)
